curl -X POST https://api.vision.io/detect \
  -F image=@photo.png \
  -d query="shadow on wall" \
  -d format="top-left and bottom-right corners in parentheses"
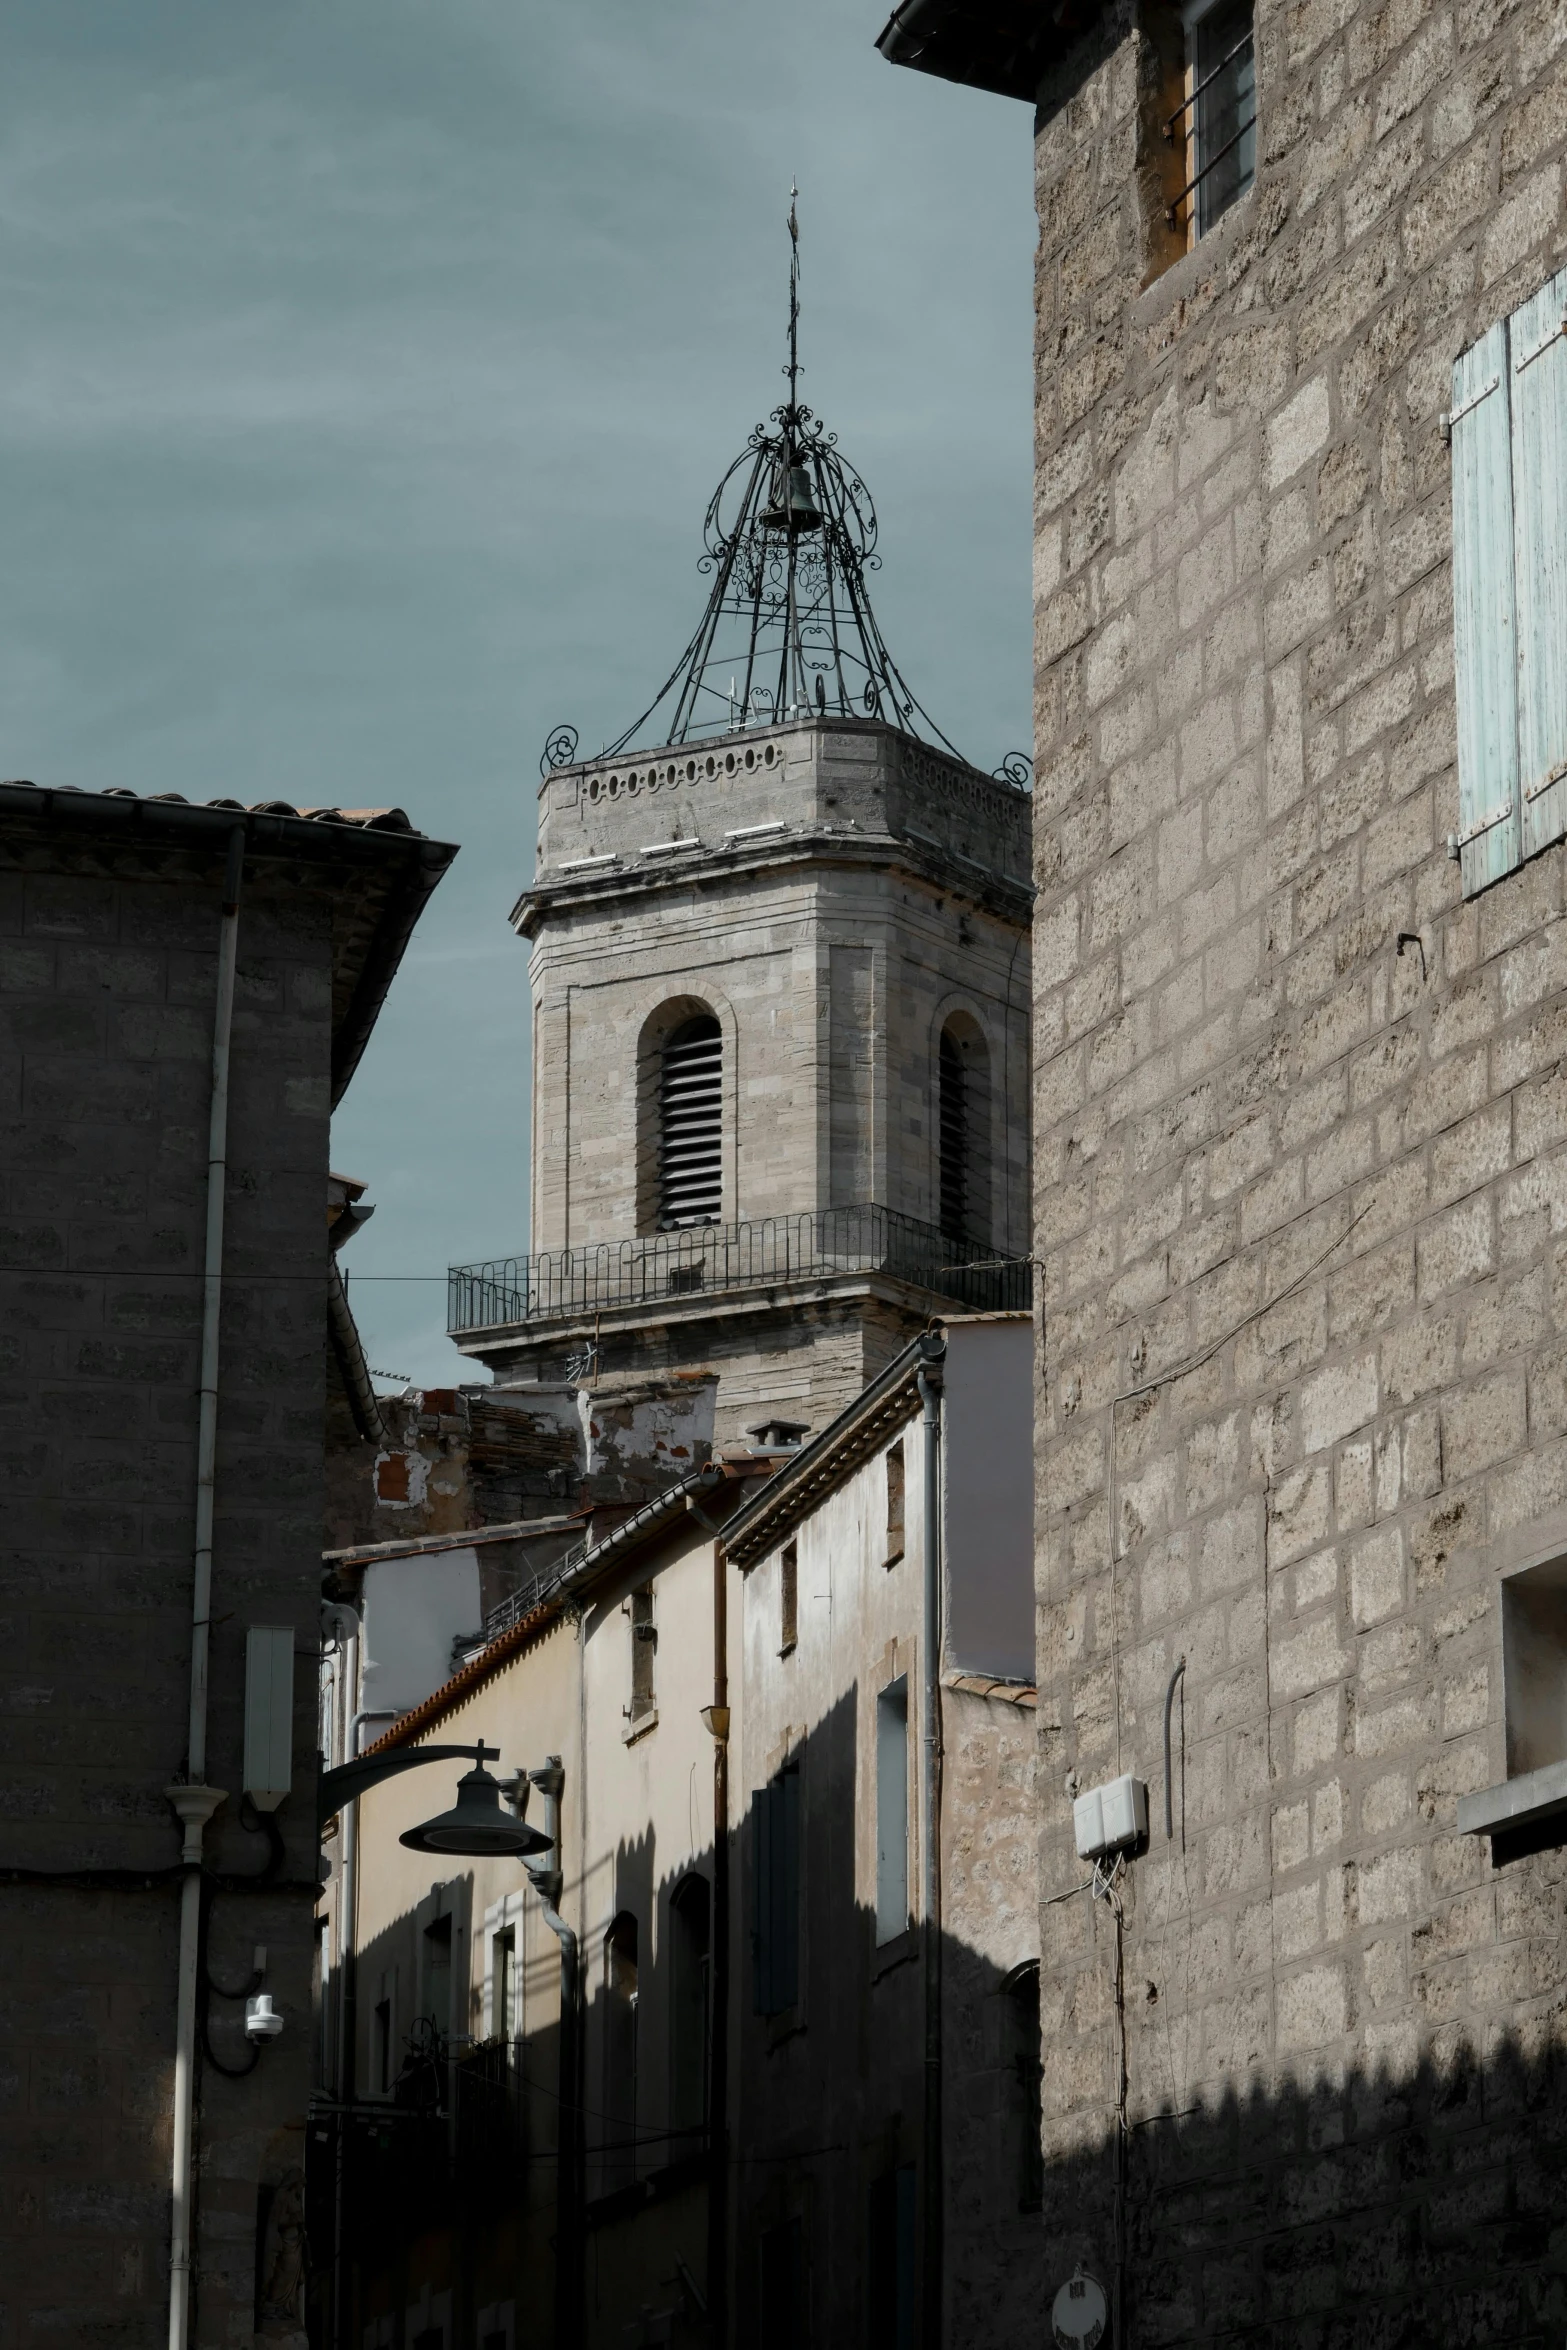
top-left (317, 1671), bottom-right (1050, 2349)
top-left (1039, 2022), bottom-right (1567, 2347)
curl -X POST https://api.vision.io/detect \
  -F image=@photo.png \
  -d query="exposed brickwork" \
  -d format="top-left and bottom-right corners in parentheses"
top-left (1030, 0), bottom-right (1567, 2332)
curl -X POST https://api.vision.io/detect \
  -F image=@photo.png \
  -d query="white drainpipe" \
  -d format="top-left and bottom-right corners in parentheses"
top-left (165, 824), bottom-right (245, 2350)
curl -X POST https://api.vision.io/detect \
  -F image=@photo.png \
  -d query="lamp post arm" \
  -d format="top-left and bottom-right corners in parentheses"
top-left (319, 1742), bottom-right (491, 1823)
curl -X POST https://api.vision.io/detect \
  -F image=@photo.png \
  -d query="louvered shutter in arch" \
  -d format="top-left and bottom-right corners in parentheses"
top-left (659, 1014), bottom-right (722, 1228)
top-left (1451, 319), bottom-right (1521, 897)
top-left (1512, 263), bottom-right (1567, 861)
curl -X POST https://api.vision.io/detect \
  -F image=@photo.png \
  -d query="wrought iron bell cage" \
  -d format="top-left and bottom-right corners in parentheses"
top-left (541, 192), bottom-right (978, 775)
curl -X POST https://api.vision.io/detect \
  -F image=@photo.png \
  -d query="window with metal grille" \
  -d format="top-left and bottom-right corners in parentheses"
top-left (885, 1443), bottom-right (905, 1567)
top-left (659, 1014), bottom-right (723, 1227)
top-left (1165, 0), bottom-right (1255, 244)
top-left (779, 1539), bottom-right (798, 1655)
top-left (626, 1586), bottom-right (656, 1728)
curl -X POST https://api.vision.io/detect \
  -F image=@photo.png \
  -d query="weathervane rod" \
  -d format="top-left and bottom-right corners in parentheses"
top-left (786, 181), bottom-right (800, 412)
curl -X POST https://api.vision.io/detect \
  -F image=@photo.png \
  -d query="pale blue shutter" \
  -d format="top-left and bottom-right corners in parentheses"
top-left (1511, 263), bottom-right (1567, 860)
top-left (1451, 321), bottom-right (1521, 895)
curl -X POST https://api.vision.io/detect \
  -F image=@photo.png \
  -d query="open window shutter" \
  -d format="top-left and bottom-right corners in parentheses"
top-left (1451, 320), bottom-right (1521, 895)
top-left (1511, 263), bottom-right (1567, 860)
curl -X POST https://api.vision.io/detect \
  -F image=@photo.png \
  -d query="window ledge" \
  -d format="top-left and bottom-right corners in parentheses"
top-left (873, 1926), bottom-right (918, 1980)
top-left (622, 1708), bottom-right (658, 1747)
top-left (1457, 1758), bottom-right (1567, 1839)
top-left (763, 2003), bottom-right (805, 2052)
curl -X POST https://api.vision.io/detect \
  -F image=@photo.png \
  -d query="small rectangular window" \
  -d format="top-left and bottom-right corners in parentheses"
top-left (627, 1586), bottom-right (656, 1726)
top-left (374, 1996), bottom-right (393, 2093)
top-left (1163, 0), bottom-right (1255, 247)
top-left (493, 1927), bottom-right (517, 2044)
top-left (875, 1680), bottom-right (910, 1945)
top-left (422, 1915), bottom-right (453, 2045)
top-left (780, 1541), bottom-right (798, 1655)
top-left (885, 1443), bottom-right (905, 1567)
top-left (753, 1761), bottom-right (801, 2016)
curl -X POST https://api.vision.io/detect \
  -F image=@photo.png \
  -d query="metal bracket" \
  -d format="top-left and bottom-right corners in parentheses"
top-left (1446, 372), bottom-right (1500, 433)
top-left (1514, 316), bottom-right (1567, 374)
top-left (1524, 759), bottom-right (1567, 804)
top-left (1454, 797), bottom-right (1514, 850)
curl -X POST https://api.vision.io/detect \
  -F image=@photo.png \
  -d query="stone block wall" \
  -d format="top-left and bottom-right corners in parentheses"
top-left (527, 868), bottom-right (1028, 1259)
top-left (1029, 0), bottom-right (1567, 2333)
top-left (0, 829), bottom-right (335, 2346)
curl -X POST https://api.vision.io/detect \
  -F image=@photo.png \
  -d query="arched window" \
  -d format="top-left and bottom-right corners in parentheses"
top-left (602, 1911), bottom-right (639, 2188)
top-left (660, 1014), bottom-right (723, 1228)
top-left (669, 1874), bottom-right (711, 2136)
top-left (937, 1015), bottom-right (991, 1247)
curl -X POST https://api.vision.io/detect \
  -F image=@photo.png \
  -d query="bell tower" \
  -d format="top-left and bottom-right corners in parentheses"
top-left (452, 211), bottom-right (1033, 1442)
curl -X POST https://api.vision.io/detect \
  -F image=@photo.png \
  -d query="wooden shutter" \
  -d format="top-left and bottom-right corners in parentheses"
top-left (1451, 320), bottom-right (1521, 896)
top-left (1512, 263), bottom-right (1567, 860)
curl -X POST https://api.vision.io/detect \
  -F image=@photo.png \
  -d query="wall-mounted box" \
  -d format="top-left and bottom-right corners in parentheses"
top-left (1073, 1773), bottom-right (1148, 1862)
top-left (243, 1626), bottom-right (295, 1813)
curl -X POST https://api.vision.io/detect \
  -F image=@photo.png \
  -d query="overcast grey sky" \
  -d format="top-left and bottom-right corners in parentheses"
top-left (4, 0), bottom-right (1035, 1383)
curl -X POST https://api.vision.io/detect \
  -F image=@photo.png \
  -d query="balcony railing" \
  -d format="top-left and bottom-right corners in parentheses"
top-left (448, 1204), bottom-right (1032, 1334)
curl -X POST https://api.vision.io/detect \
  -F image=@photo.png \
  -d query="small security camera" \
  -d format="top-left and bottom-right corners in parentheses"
top-left (244, 1994), bottom-right (284, 2044)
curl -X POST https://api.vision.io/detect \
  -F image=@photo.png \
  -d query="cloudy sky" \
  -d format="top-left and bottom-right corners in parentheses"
top-left (5, 0), bottom-right (1035, 1383)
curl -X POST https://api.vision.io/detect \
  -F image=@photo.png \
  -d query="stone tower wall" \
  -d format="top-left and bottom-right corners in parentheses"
top-left (523, 721), bottom-right (1032, 1255)
top-left (1029, 0), bottom-right (1567, 2335)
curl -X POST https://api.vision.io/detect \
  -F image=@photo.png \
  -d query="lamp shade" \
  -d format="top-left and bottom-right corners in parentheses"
top-left (399, 1762), bottom-right (553, 1859)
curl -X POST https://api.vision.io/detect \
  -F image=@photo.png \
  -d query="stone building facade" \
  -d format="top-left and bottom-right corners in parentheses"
top-left (450, 716), bottom-right (1033, 1445)
top-left (880, 0), bottom-right (1567, 2336)
top-left (0, 783), bottom-right (453, 2349)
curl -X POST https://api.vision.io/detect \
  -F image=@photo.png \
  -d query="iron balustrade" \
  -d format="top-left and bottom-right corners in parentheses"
top-left (447, 1204), bottom-right (1031, 1335)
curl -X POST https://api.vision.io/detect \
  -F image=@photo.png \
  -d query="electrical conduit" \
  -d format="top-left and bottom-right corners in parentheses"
top-left (917, 1336), bottom-right (945, 2350)
top-left (166, 824), bottom-right (245, 2350)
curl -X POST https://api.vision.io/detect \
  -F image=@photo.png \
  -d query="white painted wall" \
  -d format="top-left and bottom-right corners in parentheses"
top-left (359, 1548), bottom-right (482, 1719)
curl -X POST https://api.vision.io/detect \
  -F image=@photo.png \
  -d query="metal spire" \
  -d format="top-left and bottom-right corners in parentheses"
top-left (540, 188), bottom-right (968, 773)
top-left (786, 181), bottom-right (801, 412)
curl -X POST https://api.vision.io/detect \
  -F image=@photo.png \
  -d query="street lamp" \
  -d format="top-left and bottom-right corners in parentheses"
top-left (397, 1742), bottom-right (551, 1859)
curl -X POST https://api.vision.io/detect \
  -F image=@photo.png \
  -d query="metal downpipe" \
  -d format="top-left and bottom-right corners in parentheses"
top-left (527, 1760), bottom-right (581, 2350)
top-left (167, 823), bottom-right (245, 2350)
top-left (916, 1339), bottom-right (945, 2350)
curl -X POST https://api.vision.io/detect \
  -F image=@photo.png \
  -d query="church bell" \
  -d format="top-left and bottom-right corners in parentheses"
top-left (762, 453), bottom-right (823, 535)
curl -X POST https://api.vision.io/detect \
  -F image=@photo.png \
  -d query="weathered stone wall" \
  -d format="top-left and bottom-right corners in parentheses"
top-left (525, 721), bottom-right (1031, 1257)
top-left (1030, 0), bottom-right (1567, 2333)
top-left (0, 830), bottom-right (333, 2344)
